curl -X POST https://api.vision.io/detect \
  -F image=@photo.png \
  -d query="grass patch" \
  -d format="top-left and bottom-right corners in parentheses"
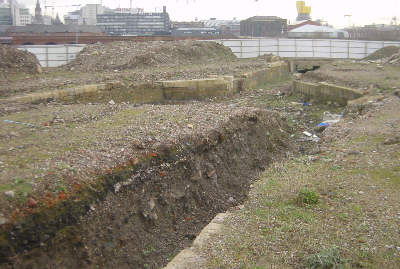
top-left (296, 188), bottom-right (320, 206)
top-left (305, 247), bottom-right (348, 269)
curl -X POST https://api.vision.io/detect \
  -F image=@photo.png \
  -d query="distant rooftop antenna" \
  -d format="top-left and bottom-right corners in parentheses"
top-left (130, 0), bottom-right (132, 10)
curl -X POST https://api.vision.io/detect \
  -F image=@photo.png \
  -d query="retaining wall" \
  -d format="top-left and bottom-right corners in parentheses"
top-left (292, 80), bottom-right (364, 105)
top-left (4, 62), bottom-right (290, 105)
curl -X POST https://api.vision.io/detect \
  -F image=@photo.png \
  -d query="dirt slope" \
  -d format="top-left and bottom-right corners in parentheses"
top-left (364, 46), bottom-right (400, 65)
top-left (64, 41), bottom-right (237, 72)
top-left (0, 45), bottom-right (41, 76)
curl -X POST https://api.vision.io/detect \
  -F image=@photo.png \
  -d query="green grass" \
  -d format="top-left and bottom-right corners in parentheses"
top-left (305, 247), bottom-right (348, 269)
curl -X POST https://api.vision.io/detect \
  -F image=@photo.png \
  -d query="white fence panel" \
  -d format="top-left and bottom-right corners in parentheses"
top-left (220, 38), bottom-right (400, 59)
top-left (17, 44), bottom-right (86, 67)
top-left (17, 39), bottom-right (400, 67)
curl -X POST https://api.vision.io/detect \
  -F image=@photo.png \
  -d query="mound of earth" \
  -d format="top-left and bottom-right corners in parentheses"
top-left (0, 45), bottom-right (42, 75)
top-left (64, 40), bottom-right (237, 72)
top-left (363, 46), bottom-right (400, 64)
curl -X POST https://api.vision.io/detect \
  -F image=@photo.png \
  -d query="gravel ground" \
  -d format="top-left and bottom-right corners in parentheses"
top-left (0, 100), bottom-right (273, 219)
top-left (0, 41), bottom-right (277, 99)
top-left (197, 96), bottom-right (400, 268)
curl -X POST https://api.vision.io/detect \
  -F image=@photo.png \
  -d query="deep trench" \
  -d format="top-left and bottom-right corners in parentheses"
top-left (1, 109), bottom-right (294, 269)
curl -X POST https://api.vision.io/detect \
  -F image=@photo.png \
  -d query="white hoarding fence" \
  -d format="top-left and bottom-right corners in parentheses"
top-left (217, 39), bottom-right (400, 59)
top-left (17, 39), bottom-right (400, 68)
top-left (17, 44), bottom-right (86, 67)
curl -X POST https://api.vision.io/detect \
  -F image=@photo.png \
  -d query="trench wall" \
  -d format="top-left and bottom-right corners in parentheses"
top-left (1, 110), bottom-right (293, 269)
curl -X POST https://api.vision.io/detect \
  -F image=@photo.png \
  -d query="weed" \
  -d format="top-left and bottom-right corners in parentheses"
top-left (305, 247), bottom-right (347, 269)
top-left (297, 188), bottom-right (320, 206)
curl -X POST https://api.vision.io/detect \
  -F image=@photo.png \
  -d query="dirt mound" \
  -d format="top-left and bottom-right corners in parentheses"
top-left (0, 45), bottom-right (42, 75)
top-left (65, 40), bottom-right (237, 72)
top-left (363, 46), bottom-right (400, 64)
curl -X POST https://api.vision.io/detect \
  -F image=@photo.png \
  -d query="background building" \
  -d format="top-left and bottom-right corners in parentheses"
top-left (81, 4), bottom-right (105, 25)
top-left (0, 3), bottom-right (12, 25)
top-left (19, 8), bottom-right (32, 26)
top-left (64, 10), bottom-right (83, 25)
top-left (96, 6), bottom-right (170, 36)
top-left (296, 1), bottom-right (311, 21)
top-left (172, 27), bottom-right (219, 37)
top-left (240, 16), bottom-right (287, 37)
top-left (202, 18), bottom-right (240, 37)
top-left (0, 0), bottom-right (21, 26)
top-left (33, 0), bottom-right (43, 24)
top-left (346, 24), bottom-right (400, 41)
top-left (288, 24), bottom-right (348, 39)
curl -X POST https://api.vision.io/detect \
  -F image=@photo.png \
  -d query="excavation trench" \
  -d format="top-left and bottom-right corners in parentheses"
top-left (1, 109), bottom-right (293, 269)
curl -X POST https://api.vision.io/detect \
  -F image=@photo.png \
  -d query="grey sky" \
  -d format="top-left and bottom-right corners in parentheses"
top-left (19, 0), bottom-right (400, 28)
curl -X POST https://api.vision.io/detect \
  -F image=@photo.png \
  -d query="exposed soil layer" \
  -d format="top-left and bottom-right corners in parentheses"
top-left (0, 45), bottom-right (41, 76)
top-left (1, 109), bottom-right (293, 268)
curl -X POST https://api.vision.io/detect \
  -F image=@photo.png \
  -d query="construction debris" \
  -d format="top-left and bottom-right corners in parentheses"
top-left (64, 40), bottom-right (237, 72)
top-left (363, 46), bottom-right (400, 65)
top-left (0, 45), bottom-right (42, 75)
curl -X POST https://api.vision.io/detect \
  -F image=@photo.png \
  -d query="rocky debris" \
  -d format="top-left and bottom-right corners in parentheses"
top-left (0, 45), bottom-right (42, 76)
top-left (64, 40), bottom-right (237, 72)
top-left (4, 191), bottom-right (15, 199)
top-left (383, 136), bottom-right (400, 145)
top-left (0, 214), bottom-right (8, 225)
top-left (363, 46), bottom-right (400, 65)
top-left (27, 198), bottom-right (38, 208)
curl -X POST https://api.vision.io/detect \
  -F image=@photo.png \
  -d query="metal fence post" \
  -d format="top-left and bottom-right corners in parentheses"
top-left (240, 40), bottom-right (243, 58)
top-left (258, 39), bottom-right (261, 57)
top-left (347, 40), bottom-right (350, 59)
top-left (277, 38), bottom-right (280, 57)
top-left (66, 45), bottom-right (69, 64)
top-left (364, 42), bottom-right (368, 58)
top-left (45, 46), bottom-right (49, 68)
top-left (312, 39), bottom-right (315, 57)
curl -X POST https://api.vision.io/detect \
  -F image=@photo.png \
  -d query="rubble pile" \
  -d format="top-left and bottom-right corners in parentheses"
top-left (65, 40), bottom-right (237, 72)
top-left (0, 45), bottom-right (42, 75)
top-left (363, 46), bottom-right (400, 65)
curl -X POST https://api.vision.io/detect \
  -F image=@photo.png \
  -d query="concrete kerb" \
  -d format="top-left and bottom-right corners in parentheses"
top-left (163, 213), bottom-right (230, 269)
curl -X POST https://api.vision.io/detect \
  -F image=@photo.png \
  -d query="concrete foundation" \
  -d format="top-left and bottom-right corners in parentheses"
top-left (292, 80), bottom-right (364, 105)
top-left (4, 62), bottom-right (290, 105)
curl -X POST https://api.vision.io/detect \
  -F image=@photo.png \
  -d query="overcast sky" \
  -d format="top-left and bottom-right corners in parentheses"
top-left (19, 0), bottom-right (400, 28)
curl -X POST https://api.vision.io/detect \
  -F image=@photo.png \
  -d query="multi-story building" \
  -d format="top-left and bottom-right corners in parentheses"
top-left (18, 8), bottom-right (32, 26)
top-left (64, 10), bottom-right (83, 25)
top-left (0, 5), bottom-right (12, 25)
top-left (202, 18), bottom-right (241, 37)
top-left (240, 16), bottom-right (287, 37)
top-left (81, 4), bottom-right (105, 25)
top-left (0, 0), bottom-right (20, 26)
top-left (96, 6), bottom-right (170, 36)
